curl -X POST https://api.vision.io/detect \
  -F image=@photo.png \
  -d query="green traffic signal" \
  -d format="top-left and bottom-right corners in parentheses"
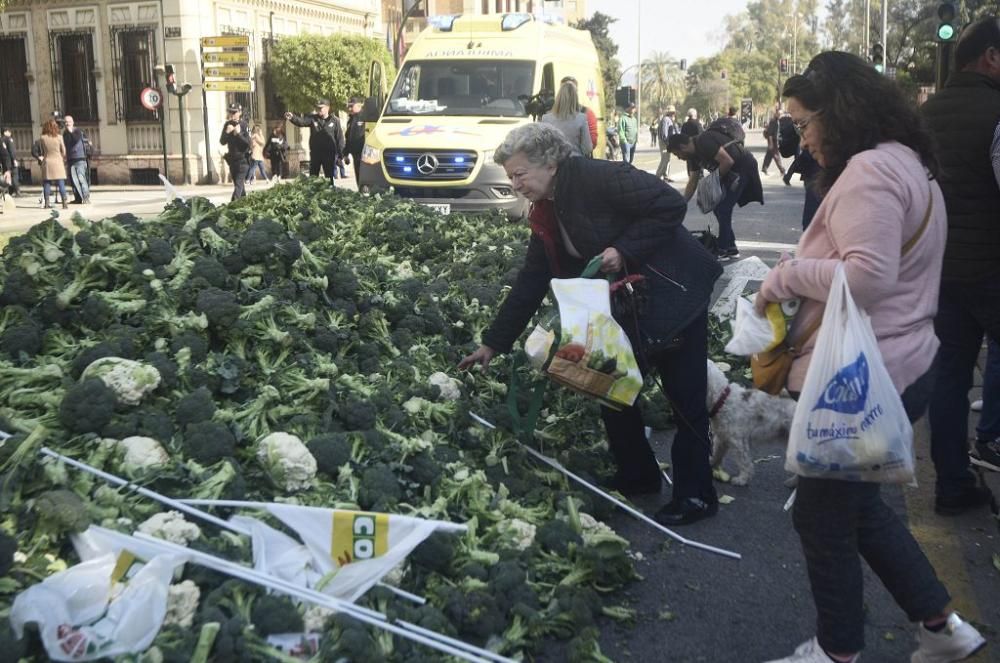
top-left (937, 23), bottom-right (955, 40)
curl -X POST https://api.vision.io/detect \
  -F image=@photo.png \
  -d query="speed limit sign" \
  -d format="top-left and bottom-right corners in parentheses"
top-left (140, 87), bottom-right (163, 111)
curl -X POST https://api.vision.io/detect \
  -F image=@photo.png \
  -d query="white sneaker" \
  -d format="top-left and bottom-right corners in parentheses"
top-left (911, 613), bottom-right (986, 663)
top-left (970, 399), bottom-right (983, 412)
top-left (764, 637), bottom-right (857, 662)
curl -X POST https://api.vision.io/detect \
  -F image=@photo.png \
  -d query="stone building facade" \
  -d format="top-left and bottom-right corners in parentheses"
top-left (0, 0), bottom-right (383, 185)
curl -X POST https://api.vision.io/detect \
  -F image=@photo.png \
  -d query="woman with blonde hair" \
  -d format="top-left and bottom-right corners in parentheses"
top-left (541, 81), bottom-right (593, 157)
top-left (38, 119), bottom-right (68, 209)
top-left (245, 124), bottom-right (268, 185)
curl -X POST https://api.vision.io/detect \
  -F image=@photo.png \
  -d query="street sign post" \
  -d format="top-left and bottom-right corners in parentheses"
top-left (199, 35), bottom-right (254, 183)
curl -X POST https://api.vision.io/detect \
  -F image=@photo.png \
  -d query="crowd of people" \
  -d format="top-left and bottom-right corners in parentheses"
top-left (464, 16), bottom-right (999, 663)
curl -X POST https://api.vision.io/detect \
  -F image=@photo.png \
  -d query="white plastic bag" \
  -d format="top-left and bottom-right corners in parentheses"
top-left (696, 169), bottom-right (725, 214)
top-left (9, 549), bottom-right (183, 660)
top-left (725, 296), bottom-right (801, 356)
top-left (524, 277), bottom-right (643, 408)
top-left (786, 265), bottom-right (914, 483)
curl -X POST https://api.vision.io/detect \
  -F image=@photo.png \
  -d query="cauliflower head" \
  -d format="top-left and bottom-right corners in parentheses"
top-left (138, 511), bottom-right (202, 546)
top-left (118, 436), bottom-right (170, 477)
top-left (428, 372), bottom-right (462, 401)
top-left (82, 357), bottom-right (161, 406)
top-left (496, 518), bottom-right (537, 551)
top-left (164, 580), bottom-right (201, 628)
top-left (257, 432), bottom-right (317, 492)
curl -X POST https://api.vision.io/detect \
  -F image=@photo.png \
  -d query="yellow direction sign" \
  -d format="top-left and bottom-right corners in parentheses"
top-left (200, 35), bottom-right (250, 48)
top-left (203, 52), bottom-right (249, 65)
top-left (204, 80), bottom-right (252, 92)
top-left (204, 66), bottom-right (251, 78)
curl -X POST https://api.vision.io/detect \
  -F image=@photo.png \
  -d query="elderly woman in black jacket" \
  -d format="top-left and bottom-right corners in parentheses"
top-left (459, 123), bottom-right (723, 525)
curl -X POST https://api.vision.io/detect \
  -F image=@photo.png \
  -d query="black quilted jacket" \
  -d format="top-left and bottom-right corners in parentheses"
top-left (482, 157), bottom-right (722, 355)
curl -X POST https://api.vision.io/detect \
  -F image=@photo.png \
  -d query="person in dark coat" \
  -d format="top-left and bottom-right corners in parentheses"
top-left (783, 149), bottom-right (822, 229)
top-left (668, 128), bottom-right (764, 260)
top-left (1, 127), bottom-right (21, 197)
top-left (263, 124), bottom-right (290, 181)
top-left (220, 103), bottom-right (251, 201)
top-left (285, 98), bottom-right (346, 185)
top-left (63, 115), bottom-right (91, 204)
top-left (344, 96), bottom-right (366, 181)
top-left (459, 123), bottom-right (724, 526)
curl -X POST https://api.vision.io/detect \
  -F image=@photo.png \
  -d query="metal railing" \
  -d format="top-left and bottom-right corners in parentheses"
top-left (126, 122), bottom-right (162, 152)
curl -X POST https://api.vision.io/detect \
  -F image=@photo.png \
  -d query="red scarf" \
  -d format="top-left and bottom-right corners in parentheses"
top-left (528, 199), bottom-right (566, 277)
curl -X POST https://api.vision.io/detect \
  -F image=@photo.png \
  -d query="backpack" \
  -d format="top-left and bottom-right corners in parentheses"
top-left (706, 116), bottom-right (745, 145)
top-left (777, 115), bottom-right (800, 158)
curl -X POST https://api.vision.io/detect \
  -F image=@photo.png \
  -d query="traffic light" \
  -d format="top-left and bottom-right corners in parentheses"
top-left (870, 43), bottom-right (884, 73)
top-left (615, 86), bottom-right (636, 108)
top-left (936, 2), bottom-right (957, 41)
top-left (779, 58), bottom-right (788, 74)
top-left (679, 58), bottom-right (687, 71)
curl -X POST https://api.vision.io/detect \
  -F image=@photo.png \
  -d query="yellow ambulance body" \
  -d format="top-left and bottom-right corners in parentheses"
top-left (358, 13), bottom-right (604, 218)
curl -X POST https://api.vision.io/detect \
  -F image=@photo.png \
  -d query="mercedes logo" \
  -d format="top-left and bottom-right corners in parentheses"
top-left (416, 153), bottom-right (439, 175)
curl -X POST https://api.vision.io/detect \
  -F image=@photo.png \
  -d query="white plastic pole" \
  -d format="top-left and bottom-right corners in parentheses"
top-left (468, 414), bottom-right (742, 560)
top-left (132, 533), bottom-right (509, 663)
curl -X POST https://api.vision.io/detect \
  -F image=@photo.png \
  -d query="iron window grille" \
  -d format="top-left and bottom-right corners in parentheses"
top-left (261, 35), bottom-right (287, 121)
top-left (110, 26), bottom-right (158, 122)
top-left (49, 30), bottom-right (100, 121)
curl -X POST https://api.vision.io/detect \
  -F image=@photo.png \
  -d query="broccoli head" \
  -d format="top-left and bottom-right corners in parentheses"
top-left (358, 464), bottom-right (402, 510)
top-left (190, 256), bottom-right (229, 288)
top-left (338, 397), bottom-right (377, 431)
top-left (535, 519), bottom-right (582, 555)
top-left (1, 321), bottom-right (43, 360)
top-left (238, 219), bottom-right (286, 264)
top-left (182, 421), bottom-right (237, 465)
top-left (442, 588), bottom-right (506, 641)
top-left (406, 451), bottom-right (442, 486)
top-left (195, 288), bottom-right (240, 330)
top-left (145, 238), bottom-right (175, 266)
top-left (249, 594), bottom-right (304, 636)
top-left (324, 262), bottom-right (359, 300)
top-left (176, 387), bottom-right (217, 427)
top-left (0, 268), bottom-right (39, 307)
top-left (34, 489), bottom-right (90, 536)
top-left (171, 331), bottom-right (209, 363)
top-left (59, 378), bottom-right (118, 434)
top-left (305, 433), bottom-right (353, 478)
top-left (409, 531), bottom-right (457, 575)
top-left (79, 293), bottom-right (114, 330)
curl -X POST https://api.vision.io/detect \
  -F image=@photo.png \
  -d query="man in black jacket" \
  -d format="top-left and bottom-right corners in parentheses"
top-left (344, 96), bottom-right (366, 181)
top-left (921, 16), bottom-right (1000, 515)
top-left (460, 123), bottom-right (723, 526)
top-left (63, 115), bottom-right (91, 204)
top-left (220, 103), bottom-right (251, 201)
top-left (668, 129), bottom-right (764, 260)
top-left (1, 128), bottom-right (21, 197)
top-left (285, 98), bottom-right (345, 184)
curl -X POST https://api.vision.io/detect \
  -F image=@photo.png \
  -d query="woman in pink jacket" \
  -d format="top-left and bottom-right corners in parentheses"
top-left (757, 52), bottom-right (986, 663)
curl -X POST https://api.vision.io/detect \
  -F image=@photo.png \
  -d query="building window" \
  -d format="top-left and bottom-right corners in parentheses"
top-left (482, 0), bottom-right (489, 13)
top-left (111, 27), bottom-right (157, 121)
top-left (0, 35), bottom-right (32, 124)
top-left (495, 0), bottom-right (502, 12)
top-left (49, 31), bottom-right (100, 121)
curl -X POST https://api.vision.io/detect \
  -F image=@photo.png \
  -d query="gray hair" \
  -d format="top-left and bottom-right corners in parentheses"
top-left (686, 108), bottom-right (698, 120)
top-left (493, 123), bottom-right (574, 167)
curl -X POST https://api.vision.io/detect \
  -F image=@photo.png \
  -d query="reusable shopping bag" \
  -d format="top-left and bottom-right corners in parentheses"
top-left (524, 257), bottom-right (643, 408)
top-left (726, 296), bottom-right (801, 356)
top-left (786, 265), bottom-right (914, 482)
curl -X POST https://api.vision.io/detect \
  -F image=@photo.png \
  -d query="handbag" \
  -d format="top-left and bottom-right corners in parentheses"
top-left (695, 169), bottom-right (724, 214)
top-left (751, 185), bottom-right (934, 395)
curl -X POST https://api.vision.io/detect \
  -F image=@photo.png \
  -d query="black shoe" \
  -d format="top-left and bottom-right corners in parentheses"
top-left (971, 439), bottom-right (1000, 473)
top-left (934, 483), bottom-right (994, 516)
top-left (654, 497), bottom-right (718, 526)
top-left (610, 474), bottom-right (662, 497)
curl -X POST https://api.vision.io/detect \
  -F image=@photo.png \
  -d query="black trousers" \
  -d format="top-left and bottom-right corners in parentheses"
top-left (350, 151), bottom-right (362, 181)
top-left (310, 151), bottom-right (338, 184)
top-left (793, 365), bottom-right (949, 653)
top-left (600, 309), bottom-right (716, 502)
top-left (227, 156), bottom-right (248, 200)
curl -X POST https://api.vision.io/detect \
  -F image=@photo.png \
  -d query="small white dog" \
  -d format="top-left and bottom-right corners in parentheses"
top-left (706, 359), bottom-right (797, 486)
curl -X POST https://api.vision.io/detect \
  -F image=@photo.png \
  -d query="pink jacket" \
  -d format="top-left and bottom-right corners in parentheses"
top-left (759, 141), bottom-right (947, 394)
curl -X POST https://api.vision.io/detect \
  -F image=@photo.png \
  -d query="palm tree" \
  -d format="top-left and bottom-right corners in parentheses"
top-left (641, 51), bottom-right (687, 118)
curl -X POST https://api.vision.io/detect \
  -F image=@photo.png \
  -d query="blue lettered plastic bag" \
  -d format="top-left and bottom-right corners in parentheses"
top-left (786, 265), bottom-right (914, 483)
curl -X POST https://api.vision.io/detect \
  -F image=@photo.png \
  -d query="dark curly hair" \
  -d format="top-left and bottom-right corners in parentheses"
top-left (782, 51), bottom-right (938, 195)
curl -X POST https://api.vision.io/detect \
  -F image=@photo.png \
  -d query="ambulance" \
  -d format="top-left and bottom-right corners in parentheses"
top-left (357, 13), bottom-right (605, 218)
